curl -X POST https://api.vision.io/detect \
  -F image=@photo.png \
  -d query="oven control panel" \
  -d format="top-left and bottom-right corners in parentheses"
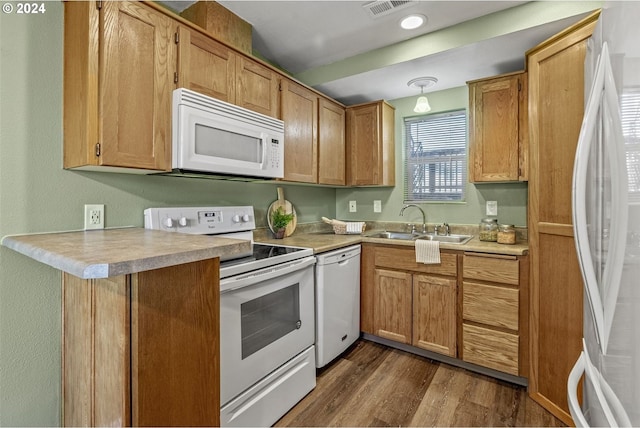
top-left (144, 206), bottom-right (256, 234)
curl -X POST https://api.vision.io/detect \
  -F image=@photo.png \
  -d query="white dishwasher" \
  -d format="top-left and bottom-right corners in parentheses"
top-left (315, 244), bottom-right (361, 368)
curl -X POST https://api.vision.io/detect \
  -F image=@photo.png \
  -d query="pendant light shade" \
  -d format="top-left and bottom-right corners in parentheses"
top-left (408, 77), bottom-right (438, 114)
top-left (414, 95), bottom-right (431, 113)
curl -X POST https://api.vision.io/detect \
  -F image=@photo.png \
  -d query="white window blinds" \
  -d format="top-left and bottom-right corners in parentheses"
top-left (403, 110), bottom-right (467, 202)
top-left (621, 89), bottom-right (640, 203)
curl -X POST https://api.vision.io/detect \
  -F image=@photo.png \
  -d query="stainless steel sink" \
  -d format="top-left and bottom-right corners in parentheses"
top-left (417, 234), bottom-right (473, 244)
top-left (366, 231), bottom-right (473, 244)
top-left (366, 231), bottom-right (416, 240)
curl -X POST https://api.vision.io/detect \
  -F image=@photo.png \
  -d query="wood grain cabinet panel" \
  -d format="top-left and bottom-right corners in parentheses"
top-left (346, 100), bottom-right (395, 186)
top-left (526, 12), bottom-right (599, 425)
top-left (461, 252), bottom-right (528, 377)
top-left (463, 281), bottom-right (519, 331)
top-left (373, 268), bottom-right (413, 344)
top-left (64, 1), bottom-right (174, 172)
top-left (413, 275), bottom-right (457, 356)
top-left (375, 246), bottom-right (457, 277)
top-left (363, 244), bottom-right (459, 358)
top-left (62, 259), bottom-right (220, 427)
top-left (281, 79), bottom-right (319, 183)
top-left (177, 25), bottom-right (236, 103)
top-left (463, 253), bottom-right (519, 285)
top-left (236, 56), bottom-right (280, 118)
top-left (467, 71), bottom-right (528, 182)
top-left (463, 324), bottom-right (519, 376)
top-left (318, 98), bottom-right (346, 185)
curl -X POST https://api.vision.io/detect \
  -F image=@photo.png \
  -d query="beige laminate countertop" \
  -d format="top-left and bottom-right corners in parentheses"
top-left (257, 231), bottom-right (528, 256)
top-left (2, 228), bottom-right (251, 279)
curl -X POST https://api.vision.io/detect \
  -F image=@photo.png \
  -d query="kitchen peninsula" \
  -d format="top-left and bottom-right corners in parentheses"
top-left (2, 228), bottom-right (250, 427)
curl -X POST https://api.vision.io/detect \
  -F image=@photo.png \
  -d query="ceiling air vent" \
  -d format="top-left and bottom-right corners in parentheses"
top-left (363, 0), bottom-right (415, 18)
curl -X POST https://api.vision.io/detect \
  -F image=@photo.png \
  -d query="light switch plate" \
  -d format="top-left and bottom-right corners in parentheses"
top-left (349, 200), bottom-right (357, 213)
top-left (373, 200), bottom-right (382, 213)
top-left (486, 200), bottom-right (498, 216)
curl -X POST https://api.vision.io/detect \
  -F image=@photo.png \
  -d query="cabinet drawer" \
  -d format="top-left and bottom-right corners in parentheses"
top-left (462, 324), bottom-right (518, 376)
top-left (463, 281), bottom-right (519, 331)
top-left (375, 246), bottom-right (457, 277)
top-left (463, 253), bottom-right (519, 285)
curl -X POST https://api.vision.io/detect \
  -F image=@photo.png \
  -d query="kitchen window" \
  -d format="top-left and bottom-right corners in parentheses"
top-left (622, 88), bottom-right (640, 203)
top-left (403, 110), bottom-right (467, 202)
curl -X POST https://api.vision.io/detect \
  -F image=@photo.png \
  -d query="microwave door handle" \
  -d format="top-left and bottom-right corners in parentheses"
top-left (260, 133), bottom-right (268, 170)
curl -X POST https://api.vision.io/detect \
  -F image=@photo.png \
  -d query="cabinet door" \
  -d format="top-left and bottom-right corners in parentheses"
top-left (468, 73), bottom-right (521, 182)
top-left (100, 1), bottom-right (174, 170)
top-left (177, 26), bottom-right (236, 103)
top-left (347, 103), bottom-right (379, 185)
top-left (527, 12), bottom-right (597, 425)
top-left (373, 268), bottom-right (412, 344)
top-left (132, 259), bottom-right (220, 426)
top-left (318, 98), bottom-right (346, 185)
top-left (412, 275), bottom-right (457, 356)
top-left (346, 101), bottom-right (395, 186)
top-left (281, 79), bottom-right (318, 183)
top-left (235, 56), bottom-right (280, 118)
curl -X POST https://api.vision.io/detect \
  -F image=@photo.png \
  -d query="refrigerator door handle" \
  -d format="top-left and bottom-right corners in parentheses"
top-left (600, 49), bottom-right (629, 352)
top-left (572, 42), bottom-right (629, 354)
top-left (568, 340), bottom-right (631, 427)
top-left (573, 46), bottom-right (607, 351)
top-left (568, 351), bottom-right (589, 427)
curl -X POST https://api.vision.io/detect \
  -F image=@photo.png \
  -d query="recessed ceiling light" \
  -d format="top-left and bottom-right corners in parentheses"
top-left (400, 14), bottom-right (426, 30)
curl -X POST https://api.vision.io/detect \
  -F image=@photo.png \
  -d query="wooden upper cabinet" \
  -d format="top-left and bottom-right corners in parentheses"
top-left (467, 71), bottom-right (528, 182)
top-left (64, 1), bottom-right (175, 172)
top-left (281, 79), bottom-right (318, 183)
top-left (236, 56), bottom-right (280, 118)
top-left (318, 98), bottom-right (346, 185)
top-left (346, 100), bottom-right (395, 186)
top-left (176, 26), bottom-right (236, 103)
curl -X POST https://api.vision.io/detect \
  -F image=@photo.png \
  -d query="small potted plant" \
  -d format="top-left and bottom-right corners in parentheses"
top-left (271, 206), bottom-right (295, 239)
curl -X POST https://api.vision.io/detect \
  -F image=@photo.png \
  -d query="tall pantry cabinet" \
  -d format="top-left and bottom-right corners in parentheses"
top-left (526, 11), bottom-right (599, 426)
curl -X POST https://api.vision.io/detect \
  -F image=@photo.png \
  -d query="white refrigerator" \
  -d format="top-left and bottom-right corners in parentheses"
top-left (569, 2), bottom-right (640, 426)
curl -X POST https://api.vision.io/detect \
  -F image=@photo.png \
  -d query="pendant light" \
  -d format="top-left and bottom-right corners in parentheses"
top-left (408, 77), bottom-right (438, 113)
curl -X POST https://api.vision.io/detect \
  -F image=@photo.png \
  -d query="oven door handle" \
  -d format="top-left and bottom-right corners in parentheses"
top-left (220, 256), bottom-right (316, 293)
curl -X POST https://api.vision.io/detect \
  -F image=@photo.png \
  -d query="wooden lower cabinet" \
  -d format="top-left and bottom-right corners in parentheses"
top-left (62, 259), bottom-right (220, 427)
top-left (362, 244), bottom-right (529, 379)
top-left (363, 244), bottom-right (458, 357)
top-left (461, 252), bottom-right (528, 377)
top-left (373, 269), bottom-right (412, 343)
top-left (413, 274), bottom-right (457, 356)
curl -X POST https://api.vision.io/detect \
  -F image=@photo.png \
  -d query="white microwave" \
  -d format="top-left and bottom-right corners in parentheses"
top-left (172, 88), bottom-right (284, 179)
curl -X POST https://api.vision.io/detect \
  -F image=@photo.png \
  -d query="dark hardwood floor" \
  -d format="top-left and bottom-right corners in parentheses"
top-left (276, 340), bottom-right (565, 427)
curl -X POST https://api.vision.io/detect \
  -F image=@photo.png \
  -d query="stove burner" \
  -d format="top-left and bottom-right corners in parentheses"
top-left (220, 244), bottom-right (306, 269)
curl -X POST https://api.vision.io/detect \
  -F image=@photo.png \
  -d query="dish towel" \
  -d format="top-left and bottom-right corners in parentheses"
top-left (415, 239), bottom-right (440, 264)
top-left (346, 222), bottom-right (365, 234)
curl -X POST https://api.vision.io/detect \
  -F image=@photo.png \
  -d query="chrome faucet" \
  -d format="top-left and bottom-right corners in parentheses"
top-left (399, 204), bottom-right (427, 234)
top-left (435, 223), bottom-right (450, 236)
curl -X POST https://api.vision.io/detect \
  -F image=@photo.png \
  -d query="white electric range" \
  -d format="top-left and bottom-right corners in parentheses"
top-left (144, 206), bottom-right (316, 427)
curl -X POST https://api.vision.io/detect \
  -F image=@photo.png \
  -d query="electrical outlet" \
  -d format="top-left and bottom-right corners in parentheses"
top-left (349, 200), bottom-right (357, 213)
top-left (84, 204), bottom-right (105, 230)
top-left (373, 200), bottom-right (382, 213)
top-left (486, 200), bottom-right (498, 216)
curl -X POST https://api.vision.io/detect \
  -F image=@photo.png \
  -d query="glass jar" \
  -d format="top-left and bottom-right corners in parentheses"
top-left (498, 224), bottom-right (516, 244)
top-left (479, 218), bottom-right (498, 242)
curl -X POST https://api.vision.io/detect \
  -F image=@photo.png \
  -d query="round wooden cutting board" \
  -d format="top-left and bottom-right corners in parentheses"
top-left (267, 187), bottom-right (297, 237)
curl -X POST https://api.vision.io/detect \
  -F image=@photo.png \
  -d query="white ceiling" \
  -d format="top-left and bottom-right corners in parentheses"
top-left (160, 1), bottom-right (597, 104)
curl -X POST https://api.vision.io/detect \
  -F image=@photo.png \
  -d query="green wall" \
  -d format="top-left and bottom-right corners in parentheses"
top-left (336, 86), bottom-right (528, 227)
top-left (0, 4), bottom-right (335, 425)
